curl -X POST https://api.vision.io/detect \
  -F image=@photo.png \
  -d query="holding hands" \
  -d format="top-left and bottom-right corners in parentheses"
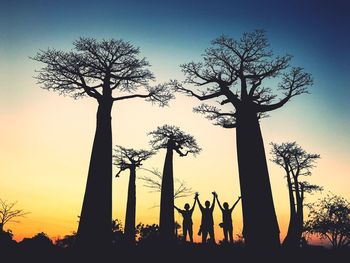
top-left (194, 192), bottom-right (199, 199)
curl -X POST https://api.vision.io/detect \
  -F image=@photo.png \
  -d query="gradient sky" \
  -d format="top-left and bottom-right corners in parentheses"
top-left (1, 0), bottom-right (349, 243)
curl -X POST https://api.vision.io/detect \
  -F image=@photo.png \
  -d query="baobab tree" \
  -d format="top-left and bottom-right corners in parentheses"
top-left (148, 125), bottom-right (201, 242)
top-left (174, 30), bottom-right (313, 249)
top-left (33, 38), bottom-right (172, 249)
top-left (270, 142), bottom-right (321, 248)
top-left (113, 146), bottom-right (154, 244)
top-left (0, 199), bottom-right (29, 232)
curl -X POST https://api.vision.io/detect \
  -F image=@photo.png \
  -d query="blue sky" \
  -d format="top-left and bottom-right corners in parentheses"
top-left (1, 0), bottom-right (349, 94)
top-left (2, 0), bottom-right (349, 135)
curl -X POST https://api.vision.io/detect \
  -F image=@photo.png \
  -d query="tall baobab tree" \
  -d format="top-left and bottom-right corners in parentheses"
top-left (174, 30), bottom-right (313, 249)
top-left (113, 146), bottom-right (154, 245)
top-left (270, 142), bottom-right (321, 248)
top-left (0, 199), bottom-right (29, 232)
top-left (33, 38), bottom-right (172, 249)
top-left (148, 125), bottom-right (201, 242)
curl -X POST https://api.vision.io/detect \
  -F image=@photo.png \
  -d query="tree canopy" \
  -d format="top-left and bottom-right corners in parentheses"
top-left (113, 146), bottom-right (155, 177)
top-left (270, 142), bottom-right (320, 179)
top-left (33, 37), bottom-right (173, 105)
top-left (148, 125), bottom-right (201, 156)
top-left (173, 30), bottom-right (313, 128)
top-left (305, 194), bottom-right (350, 248)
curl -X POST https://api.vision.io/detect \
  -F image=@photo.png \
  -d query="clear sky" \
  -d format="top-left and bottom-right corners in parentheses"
top-left (0, 0), bottom-right (349, 243)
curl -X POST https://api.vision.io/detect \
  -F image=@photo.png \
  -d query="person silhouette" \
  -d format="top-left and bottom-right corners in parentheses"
top-left (196, 192), bottom-right (216, 244)
top-left (174, 193), bottom-right (198, 242)
top-left (216, 195), bottom-right (241, 244)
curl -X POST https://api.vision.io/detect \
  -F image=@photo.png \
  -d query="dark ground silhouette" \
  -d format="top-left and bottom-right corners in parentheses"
top-left (1, 234), bottom-right (349, 263)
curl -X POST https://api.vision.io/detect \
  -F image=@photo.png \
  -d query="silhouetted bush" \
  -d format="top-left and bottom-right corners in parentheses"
top-left (136, 223), bottom-right (160, 246)
top-left (55, 232), bottom-right (77, 249)
top-left (20, 232), bottom-right (53, 250)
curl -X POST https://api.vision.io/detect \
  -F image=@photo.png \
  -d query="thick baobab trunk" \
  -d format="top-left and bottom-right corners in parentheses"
top-left (124, 166), bottom-right (136, 244)
top-left (159, 145), bottom-right (175, 243)
top-left (236, 107), bottom-right (280, 250)
top-left (76, 99), bottom-right (113, 250)
top-left (295, 180), bottom-right (304, 246)
top-left (283, 170), bottom-right (298, 248)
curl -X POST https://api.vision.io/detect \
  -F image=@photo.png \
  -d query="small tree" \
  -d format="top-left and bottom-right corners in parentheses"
top-left (0, 199), bottom-right (29, 232)
top-left (33, 38), bottom-right (172, 249)
top-left (270, 142), bottom-right (321, 248)
top-left (174, 30), bottom-right (313, 249)
top-left (138, 168), bottom-right (193, 199)
top-left (113, 146), bottom-right (154, 244)
top-left (305, 194), bottom-right (350, 248)
top-left (148, 125), bottom-right (201, 242)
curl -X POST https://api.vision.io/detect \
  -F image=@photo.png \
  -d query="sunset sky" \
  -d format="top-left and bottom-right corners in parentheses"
top-left (1, 0), bottom-right (349, 243)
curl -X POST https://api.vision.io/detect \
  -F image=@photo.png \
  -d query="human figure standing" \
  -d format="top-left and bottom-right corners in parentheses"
top-left (174, 193), bottom-right (198, 242)
top-left (216, 195), bottom-right (241, 244)
top-left (196, 192), bottom-right (216, 244)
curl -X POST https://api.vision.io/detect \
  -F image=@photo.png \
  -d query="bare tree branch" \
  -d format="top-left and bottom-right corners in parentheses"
top-left (257, 67), bottom-right (313, 112)
top-left (0, 199), bottom-right (29, 230)
top-left (138, 168), bottom-right (193, 199)
top-left (193, 104), bottom-right (237, 129)
top-left (113, 146), bottom-right (155, 177)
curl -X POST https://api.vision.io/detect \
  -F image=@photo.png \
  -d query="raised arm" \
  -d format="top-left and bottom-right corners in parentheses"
top-left (216, 195), bottom-right (224, 211)
top-left (210, 192), bottom-right (216, 211)
top-left (190, 196), bottom-right (197, 212)
top-left (196, 195), bottom-right (204, 211)
top-left (230, 196), bottom-right (242, 212)
top-left (174, 205), bottom-right (182, 213)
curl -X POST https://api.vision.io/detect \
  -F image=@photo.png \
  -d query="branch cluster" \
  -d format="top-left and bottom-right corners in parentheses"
top-left (33, 38), bottom-right (172, 106)
top-left (113, 146), bottom-right (155, 176)
top-left (0, 199), bottom-right (29, 229)
top-left (138, 168), bottom-right (193, 199)
top-left (174, 30), bottom-right (313, 128)
top-left (148, 125), bottom-right (201, 156)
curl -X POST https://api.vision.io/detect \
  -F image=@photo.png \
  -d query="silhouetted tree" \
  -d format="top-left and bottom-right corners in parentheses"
top-left (271, 142), bottom-right (321, 248)
top-left (305, 194), bottom-right (350, 248)
top-left (0, 199), bottom-right (29, 232)
top-left (138, 168), bottom-right (193, 199)
top-left (148, 125), bottom-right (201, 243)
top-left (174, 30), bottom-right (313, 249)
top-left (33, 38), bottom-right (173, 249)
top-left (113, 146), bottom-right (154, 244)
